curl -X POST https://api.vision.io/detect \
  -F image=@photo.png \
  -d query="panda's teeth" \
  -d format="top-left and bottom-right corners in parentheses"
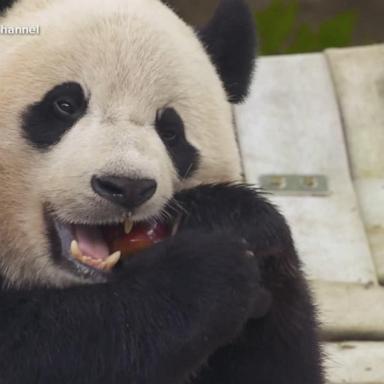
top-left (124, 218), bottom-right (134, 234)
top-left (70, 241), bottom-right (94, 266)
top-left (70, 240), bottom-right (120, 271)
top-left (99, 251), bottom-right (121, 270)
top-left (70, 240), bottom-right (82, 260)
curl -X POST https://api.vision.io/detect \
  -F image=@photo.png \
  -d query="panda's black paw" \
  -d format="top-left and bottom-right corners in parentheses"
top-left (166, 232), bottom-right (268, 340)
top-left (123, 230), bottom-right (271, 343)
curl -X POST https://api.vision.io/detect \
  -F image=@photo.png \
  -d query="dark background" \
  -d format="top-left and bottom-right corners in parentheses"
top-left (167, 0), bottom-right (384, 54)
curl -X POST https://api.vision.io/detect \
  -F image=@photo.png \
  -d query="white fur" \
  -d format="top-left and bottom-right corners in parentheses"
top-left (0, 0), bottom-right (242, 287)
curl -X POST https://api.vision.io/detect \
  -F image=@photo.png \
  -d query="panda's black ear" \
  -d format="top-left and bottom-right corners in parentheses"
top-left (198, 0), bottom-right (257, 104)
top-left (0, 0), bottom-right (18, 15)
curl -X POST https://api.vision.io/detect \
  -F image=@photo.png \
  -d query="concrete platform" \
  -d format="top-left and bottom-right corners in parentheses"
top-left (235, 53), bottom-right (375, 284)
top-left (314, 281), bottom-right (384, 340)
top-left (326, 45), bottom-right (384, 284)
top-left (235, 46), bottom-right (384, 383)
top-left (326, 342), bottom-right (384, 384)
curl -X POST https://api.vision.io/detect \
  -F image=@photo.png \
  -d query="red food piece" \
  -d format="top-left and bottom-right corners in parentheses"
top-left (105, 222), bottom-right (170, 258)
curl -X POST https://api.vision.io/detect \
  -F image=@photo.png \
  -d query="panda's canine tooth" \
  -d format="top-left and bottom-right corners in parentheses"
top-left (70, 240), bottom-right (82, 260)
top-left (100, 251), bottom-right (121, 270)
top-left (124, 218), bottom-right (134, 235)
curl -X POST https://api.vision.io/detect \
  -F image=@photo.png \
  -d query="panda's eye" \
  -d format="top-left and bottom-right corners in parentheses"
top-left (160, 128), bottom-right (177, 142)
top-left (155, 108), bottom-right (181, 144)
top-left (53, 98), bottom-right (80, 119)
top-left (22, 82), bottom-right (88, 149)
top-left (154, 107), bottom-right (199, 179)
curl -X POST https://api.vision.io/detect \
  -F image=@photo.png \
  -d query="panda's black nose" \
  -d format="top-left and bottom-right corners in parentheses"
top-left (91, 175), bottom-right (157, 210)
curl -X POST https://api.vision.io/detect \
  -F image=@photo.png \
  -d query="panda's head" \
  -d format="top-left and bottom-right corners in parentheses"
top-left (0, 0), bottom-right (256, 288)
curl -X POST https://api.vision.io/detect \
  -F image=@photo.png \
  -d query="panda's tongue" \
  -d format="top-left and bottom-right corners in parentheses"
top-left (74, 225), bottom-right (109, 260)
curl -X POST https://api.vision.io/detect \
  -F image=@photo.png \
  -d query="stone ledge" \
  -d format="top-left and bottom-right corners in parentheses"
top-left (325, 341), bottom-right (384, 384)
top-left (313, 280), bottom-right (384, 340)
top-left (326, 45), bottom-right (384, 284)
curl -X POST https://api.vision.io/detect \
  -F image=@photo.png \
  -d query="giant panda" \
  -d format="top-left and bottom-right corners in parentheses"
top-left (0, 0), bottom-right (324, 383)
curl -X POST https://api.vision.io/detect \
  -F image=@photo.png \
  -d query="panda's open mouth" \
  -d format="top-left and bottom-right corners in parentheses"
top-left (48, 212), bottom-right (181, 280)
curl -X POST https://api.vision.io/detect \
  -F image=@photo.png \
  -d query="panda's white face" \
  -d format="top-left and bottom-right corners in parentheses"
top-left (0, 0), bottom-right (243, 287)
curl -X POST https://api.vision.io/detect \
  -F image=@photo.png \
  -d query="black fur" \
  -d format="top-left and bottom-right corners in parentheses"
top-left (21, 82), bottom-right (88, 150)
top-left (198, 0), bottom-right (257, 103)
top-left (0, 184), bottom-right (324, 383)
top-left (0, 0), bottom-right (18, 15)
top-left (155, 108), bottom-right (200, 178)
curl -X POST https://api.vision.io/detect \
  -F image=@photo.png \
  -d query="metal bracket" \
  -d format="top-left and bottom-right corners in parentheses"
top-left (259, 174), bottom-right (330, 196)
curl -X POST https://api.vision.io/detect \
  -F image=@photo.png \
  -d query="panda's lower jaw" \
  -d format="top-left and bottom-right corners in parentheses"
top-left (49, 218), bottom-right (109, 282)
top-left (46, 211), bottom-right (176, 281)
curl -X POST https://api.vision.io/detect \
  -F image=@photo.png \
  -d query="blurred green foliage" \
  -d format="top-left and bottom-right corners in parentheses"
top-left (255, 0), bottom-right (358, 55)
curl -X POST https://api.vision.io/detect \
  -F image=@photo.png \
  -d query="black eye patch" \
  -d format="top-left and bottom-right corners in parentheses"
top-left (0, 0), bottom-right (18, 15)
top-left (155, 108), bottom-right (200, 179)
top-left (21, 82), bottom-right (88, 149)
